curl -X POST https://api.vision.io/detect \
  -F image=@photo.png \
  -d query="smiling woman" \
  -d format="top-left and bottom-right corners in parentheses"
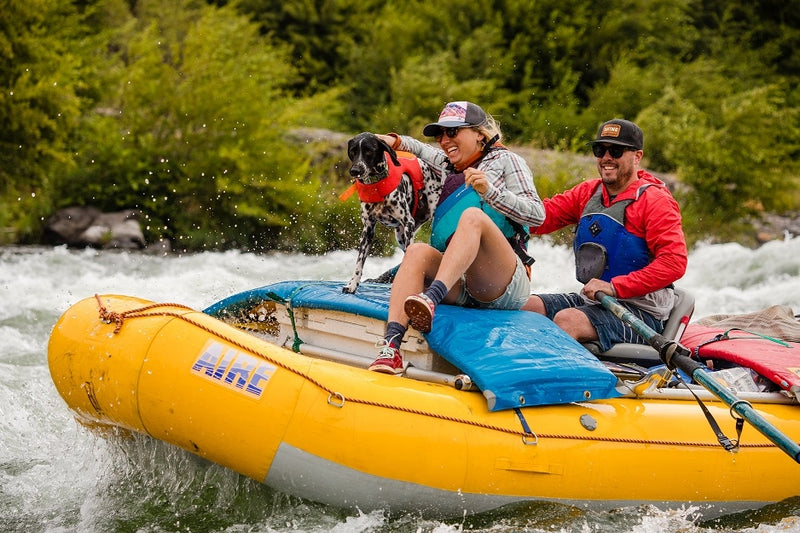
top-left (361, 101), bottom-right (545, 374)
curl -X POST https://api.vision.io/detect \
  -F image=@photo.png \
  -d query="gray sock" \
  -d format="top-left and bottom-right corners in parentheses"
top-left (424, 280), bottom-right (448, 306)
top-left (384, 321), bottom-right (407, 348)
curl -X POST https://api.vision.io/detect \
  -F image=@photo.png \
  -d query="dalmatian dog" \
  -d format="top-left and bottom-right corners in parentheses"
top-left (343, 132), bottom-right (441, 294)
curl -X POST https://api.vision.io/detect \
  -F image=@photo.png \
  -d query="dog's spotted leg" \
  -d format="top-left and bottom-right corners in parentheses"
top-left (343, 219), bottom-right (376, 293)
top-left (394, 220), bottom-right (417, 252)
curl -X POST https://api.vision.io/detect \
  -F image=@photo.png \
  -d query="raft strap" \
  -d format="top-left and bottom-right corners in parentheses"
top-left (264, 288), bottom-right (306, 352)
top-left (513, 408), bottom-right (538, 445)
top-left (692, 328), bottom-right (791, 358)
top-left (671, 370), bottom-right (743, 452)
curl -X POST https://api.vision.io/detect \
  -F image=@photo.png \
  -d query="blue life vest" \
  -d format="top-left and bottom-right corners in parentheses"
top-left (430, 178), bottom-right (523, 252)
top-left (573, 184), bottom-right (651, 283)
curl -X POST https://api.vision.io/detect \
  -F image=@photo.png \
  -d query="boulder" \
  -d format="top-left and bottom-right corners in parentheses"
top-left (44, 206), bottom-right (101, 245)
top-left (45, 207), bottom-right (146, 249)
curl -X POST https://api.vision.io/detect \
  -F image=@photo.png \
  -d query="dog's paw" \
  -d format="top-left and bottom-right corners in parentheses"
top-left (342, 282), bottom-right (358, 294)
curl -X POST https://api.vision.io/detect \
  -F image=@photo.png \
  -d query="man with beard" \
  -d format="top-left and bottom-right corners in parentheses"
top-left (522, 119), bottom-right (688, 352)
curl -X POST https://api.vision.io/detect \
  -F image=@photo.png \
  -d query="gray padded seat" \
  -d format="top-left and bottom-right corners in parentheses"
top-left (584, 287), bottom-right (695, 367)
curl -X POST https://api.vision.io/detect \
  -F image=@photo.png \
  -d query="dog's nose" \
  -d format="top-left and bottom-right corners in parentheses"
top-left (349, 167), bottom-right (364, 179)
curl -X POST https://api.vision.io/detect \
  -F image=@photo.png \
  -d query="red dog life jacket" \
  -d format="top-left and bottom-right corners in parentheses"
top-left (355, 151), bottom-right (425, 217)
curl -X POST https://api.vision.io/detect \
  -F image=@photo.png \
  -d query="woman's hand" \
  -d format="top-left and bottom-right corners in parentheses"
top-left (376, 134), bottom-right (396, 146)
top-left (464, 168), bottom-right (489, 194)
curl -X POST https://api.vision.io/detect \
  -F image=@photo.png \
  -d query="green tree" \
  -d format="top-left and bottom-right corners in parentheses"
top-left (638, 80), bottom-right (800, 243)
top-left (233, 0), bottom-right (373, 94)
top-left (0, 0), bottom-right (85, 240)
top-left (336, 0), bottom-right (511, 133)
top-left (59, 0), bottom-right (335, 251)
top-left (3, 0), bottom-right (800, 249)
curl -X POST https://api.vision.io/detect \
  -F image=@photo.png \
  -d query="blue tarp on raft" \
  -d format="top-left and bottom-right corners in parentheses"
top-left (205, 280), bottom-right (621, 410)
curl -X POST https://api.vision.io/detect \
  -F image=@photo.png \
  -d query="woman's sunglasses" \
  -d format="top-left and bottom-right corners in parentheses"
top-left (592, 144), bottom-right (631, 158)
top-left (434, 127), bottom-right (463, 141)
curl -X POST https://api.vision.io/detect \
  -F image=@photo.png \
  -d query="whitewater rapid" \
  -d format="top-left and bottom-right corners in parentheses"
top-left (2, 238), bottom-right (799, 533)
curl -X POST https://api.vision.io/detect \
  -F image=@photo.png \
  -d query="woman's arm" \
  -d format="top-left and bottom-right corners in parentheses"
top-left (479, 151), bottom-right (545, 227)
top-left (377, 134), bottom-right (448, 171)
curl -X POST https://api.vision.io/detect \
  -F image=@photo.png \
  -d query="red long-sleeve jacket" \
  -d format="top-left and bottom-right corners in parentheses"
top-left (532, 170), bottom-right (688, 299)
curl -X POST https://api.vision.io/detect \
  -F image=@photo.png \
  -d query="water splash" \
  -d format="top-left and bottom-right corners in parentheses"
top-left (2, 241), bottom-right (799, 533)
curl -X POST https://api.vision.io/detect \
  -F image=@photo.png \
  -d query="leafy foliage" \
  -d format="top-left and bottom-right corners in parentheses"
top-left (55, 1), bottom-right (337, 251)
top-left (0, 0), bottom-right (86, 237)
top-left (1, 0), bottom-right (799, 249)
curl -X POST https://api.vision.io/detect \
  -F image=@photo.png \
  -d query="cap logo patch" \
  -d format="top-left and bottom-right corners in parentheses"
top-left (438, 101), bottom-right (468, 122)
top-left (600, 124), bottom-right (621, 138)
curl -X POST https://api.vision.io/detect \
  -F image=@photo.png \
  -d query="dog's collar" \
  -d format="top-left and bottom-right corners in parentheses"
top-left (358, 162), bottom-right (390, 185)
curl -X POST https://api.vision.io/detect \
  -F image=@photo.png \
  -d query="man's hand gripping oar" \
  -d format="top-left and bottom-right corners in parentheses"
top-left (595, 290), bottom-right (800, 464)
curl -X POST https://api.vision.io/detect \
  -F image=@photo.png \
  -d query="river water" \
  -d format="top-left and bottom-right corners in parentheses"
top-left (2, 239), bottom-right (800, 533)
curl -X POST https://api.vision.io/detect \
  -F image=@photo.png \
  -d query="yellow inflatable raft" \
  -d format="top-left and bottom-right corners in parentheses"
top-left (48, 287), bottom-right (800, 519)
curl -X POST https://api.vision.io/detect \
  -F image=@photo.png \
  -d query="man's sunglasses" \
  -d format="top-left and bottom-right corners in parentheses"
top-left (434, 127), bottom-right (464, 140)
top-left (592, 144), bottom-right (631, 158)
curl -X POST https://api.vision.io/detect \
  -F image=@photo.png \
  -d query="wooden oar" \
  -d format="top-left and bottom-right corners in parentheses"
top-left (596, 291), bottom-right (800, 463)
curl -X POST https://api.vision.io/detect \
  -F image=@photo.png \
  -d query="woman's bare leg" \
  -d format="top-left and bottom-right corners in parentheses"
top-left (386, 243), bottom-right (443, 324)
top-left (433, 208), bottom-right (520, 304)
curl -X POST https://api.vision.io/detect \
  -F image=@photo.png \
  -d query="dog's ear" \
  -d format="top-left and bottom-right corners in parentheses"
top-left (347, 137), bottom-right (358, 160)
top-left (377, 137), bottom-right (401, 167)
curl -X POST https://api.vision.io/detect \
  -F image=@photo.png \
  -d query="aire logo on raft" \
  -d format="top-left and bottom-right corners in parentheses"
top-left (191, 341), bottom-right (276, 398)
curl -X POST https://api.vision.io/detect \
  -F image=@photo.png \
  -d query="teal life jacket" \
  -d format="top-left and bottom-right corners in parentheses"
top-left (430, 172), bottom-right (534, 265)
top-left (573, 184), bottom-right (651, 283)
